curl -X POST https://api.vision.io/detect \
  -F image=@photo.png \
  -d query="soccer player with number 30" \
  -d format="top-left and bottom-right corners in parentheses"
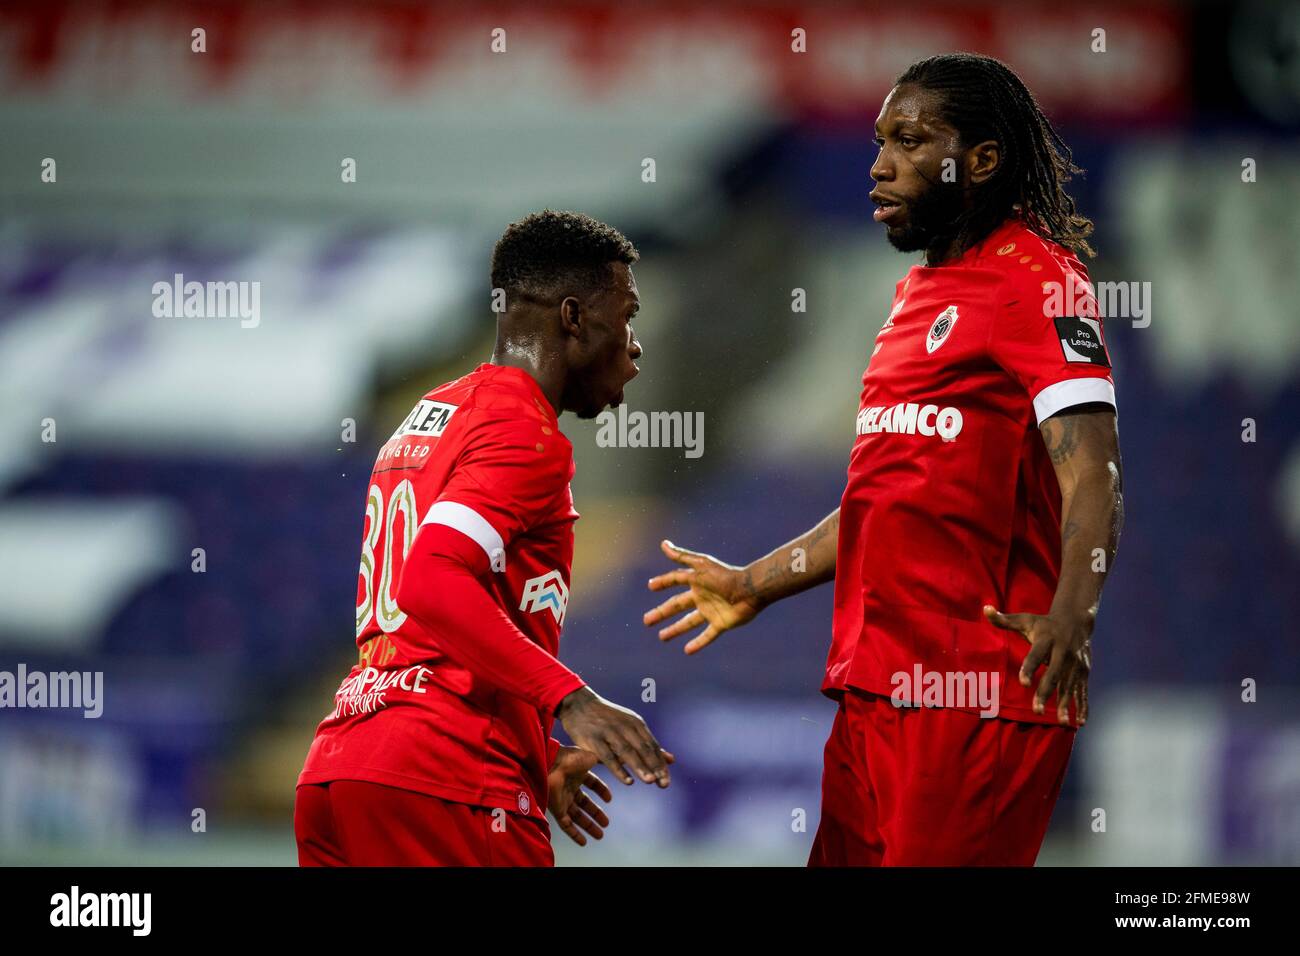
top-left (296, 211), bottom-right (672, 867)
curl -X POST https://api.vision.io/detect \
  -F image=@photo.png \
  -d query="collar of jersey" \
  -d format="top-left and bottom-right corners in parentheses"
top-left (913, 212), bottom-right (1025, 272)
top-left (476, 363), bottom-right (558, 421)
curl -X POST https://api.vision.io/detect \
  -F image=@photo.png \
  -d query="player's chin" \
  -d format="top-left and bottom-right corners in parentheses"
top-left (573, 381), bottom-right (626, 419)
top-left (574, 395), bottom-right (614, 420)
top-left (885, 222), bottom-right (928, 253)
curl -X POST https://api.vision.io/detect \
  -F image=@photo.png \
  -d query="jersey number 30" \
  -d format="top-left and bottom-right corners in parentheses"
top-left (355, 480), bottom-right (418, 638)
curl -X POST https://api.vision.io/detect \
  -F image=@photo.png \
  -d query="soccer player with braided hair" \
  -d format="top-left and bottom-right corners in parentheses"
top-left (645, 53), bottom-right (1124, 865)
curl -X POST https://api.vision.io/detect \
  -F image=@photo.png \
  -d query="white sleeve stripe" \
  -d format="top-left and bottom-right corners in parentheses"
top-left (420, 500), bottom-right (504, 560)
top-left (1032, 377), bottom-right (1117, 425)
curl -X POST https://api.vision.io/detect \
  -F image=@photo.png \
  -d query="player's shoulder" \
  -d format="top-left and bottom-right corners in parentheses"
top-left (440, 366), bottom-right (572, 464)
top-left (983, 219), bottom-right (1092, 306)
top-left (427, 364), bottom-right (549, 420)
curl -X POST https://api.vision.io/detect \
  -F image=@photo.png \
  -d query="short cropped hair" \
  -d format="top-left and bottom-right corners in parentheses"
top-left (490, 209), bottom-right (639, 303)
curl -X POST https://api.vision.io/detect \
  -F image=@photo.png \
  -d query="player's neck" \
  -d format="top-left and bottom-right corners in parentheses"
top-left (923, 213), bottom-right (1018, 267)
top-left (488, 349), bottom-right (564, 415)
top-left (923, 233), bottom-right (969, 267)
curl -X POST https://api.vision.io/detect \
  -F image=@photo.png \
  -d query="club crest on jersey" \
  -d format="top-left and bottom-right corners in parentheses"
top-left (926, 306), bottom-right (958, 354)
top-left (519, 570), bottom-right (569, 625)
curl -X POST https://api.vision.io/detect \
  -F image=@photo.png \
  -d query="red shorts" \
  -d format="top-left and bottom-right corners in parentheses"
top-left (294, 780), bottom-right (554, 867)
top-left (808, 689), bottom-right (1075, 866)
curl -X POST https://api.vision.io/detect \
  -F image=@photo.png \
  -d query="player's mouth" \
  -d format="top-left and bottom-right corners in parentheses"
top-left (616, 364), bottom-right (639, 404)
top-left (872, 195), bottom-right (905, 224)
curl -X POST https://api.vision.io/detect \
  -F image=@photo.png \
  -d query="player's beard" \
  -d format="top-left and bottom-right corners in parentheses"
top-left (885, 178), bottom-right (965, 254)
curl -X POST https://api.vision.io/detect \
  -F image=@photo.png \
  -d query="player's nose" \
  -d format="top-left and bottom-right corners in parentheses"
top-left (870, 150), bottom-right (893, 185)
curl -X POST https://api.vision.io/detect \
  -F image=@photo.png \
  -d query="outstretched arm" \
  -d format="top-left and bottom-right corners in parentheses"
top-left (984, 404), bottom-right (1123, 724)
top-left (737, 508), bottom-right (840, 605)
top-left (643, 508), bottom-right (840, 654)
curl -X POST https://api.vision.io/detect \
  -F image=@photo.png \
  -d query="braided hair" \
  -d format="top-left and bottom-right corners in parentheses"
top-left (896, 53), bottom-right (1095, 258)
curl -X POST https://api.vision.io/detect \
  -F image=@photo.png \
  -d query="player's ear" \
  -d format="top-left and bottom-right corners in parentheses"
top-left (968, 140), bottom-right (999, 186)
top-left (558, 296), bottom-right (582, 339)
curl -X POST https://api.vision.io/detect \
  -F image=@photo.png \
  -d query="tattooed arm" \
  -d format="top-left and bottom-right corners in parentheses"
top-left (736, 508), bottom-right (841, 602)
top-left (643, 510), bottom-right (840, 654)
top-left (984, 403), bottom-right (1124, 724)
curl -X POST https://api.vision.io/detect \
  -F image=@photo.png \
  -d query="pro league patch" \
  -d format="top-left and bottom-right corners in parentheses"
top-left (1054, 316), bottom-right (1111, 367)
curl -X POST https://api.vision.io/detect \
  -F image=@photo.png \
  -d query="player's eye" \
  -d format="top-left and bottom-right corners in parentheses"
top-left (900, 136), bottom-right (920, 148)
top-left (873, 137), bottom-right (885, 147)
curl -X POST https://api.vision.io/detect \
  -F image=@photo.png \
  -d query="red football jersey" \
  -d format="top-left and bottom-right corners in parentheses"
top-left (825, 214), bottom-right (1116, 727)
top-left (299, 364), bottom-right (585, 821)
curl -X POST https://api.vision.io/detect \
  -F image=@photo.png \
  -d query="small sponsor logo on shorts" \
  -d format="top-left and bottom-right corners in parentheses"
top-left (517, 791), bottom-right (531, 814)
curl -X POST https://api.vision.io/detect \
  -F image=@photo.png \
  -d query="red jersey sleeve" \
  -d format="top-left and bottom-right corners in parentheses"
top-left (393, 395), bottom-right (584, 714)
top-left (989, 255), bottom-right (1117, 425)
top-left (396, 524), bottom-right (584, 714)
